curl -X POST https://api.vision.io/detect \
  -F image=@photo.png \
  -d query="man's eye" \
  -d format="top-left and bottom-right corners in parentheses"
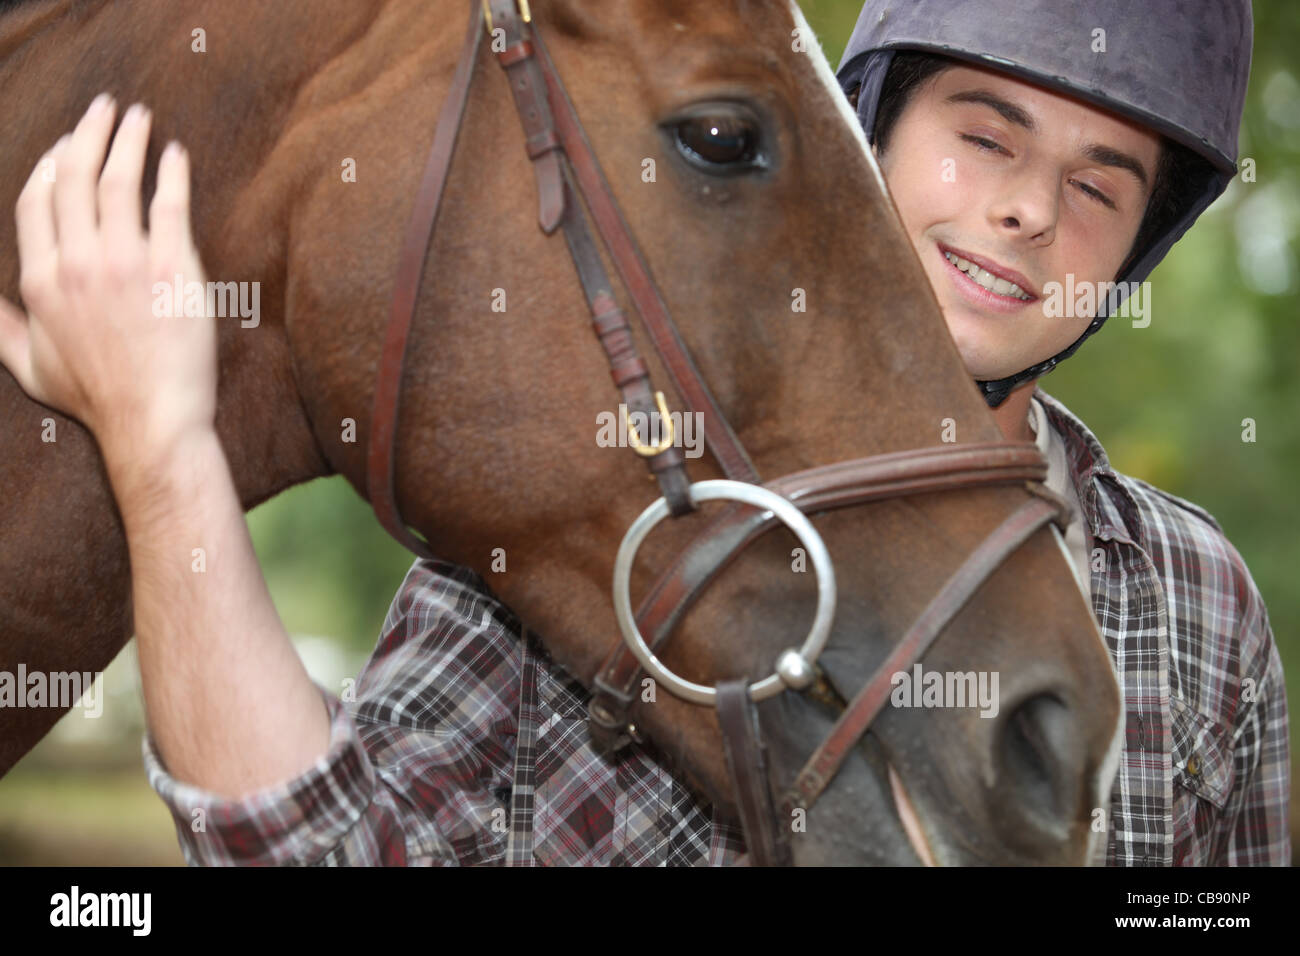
top-left (1072, 180), bottom-right (1116, 209)
top-left (960, 134), bottom-right (1006, 154)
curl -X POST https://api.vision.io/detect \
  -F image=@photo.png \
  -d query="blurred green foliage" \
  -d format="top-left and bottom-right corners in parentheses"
top-left (247, 476), bottom-right (414, 658)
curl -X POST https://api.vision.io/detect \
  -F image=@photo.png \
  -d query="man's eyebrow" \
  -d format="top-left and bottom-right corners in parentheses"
top-left (1080, 143), bottom-right (1149, 188)
top-left (945, 89), bottom-right (1037, 132)
top-left (946, 88), bottom-right (1150, 188)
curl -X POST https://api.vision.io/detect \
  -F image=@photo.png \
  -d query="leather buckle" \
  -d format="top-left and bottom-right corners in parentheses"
top-left (625, 391), bottom-right (677, 457)
top-left (591, 675), bottom-right (636, 712)
top-left (482, 0), bottom-right (531, 34)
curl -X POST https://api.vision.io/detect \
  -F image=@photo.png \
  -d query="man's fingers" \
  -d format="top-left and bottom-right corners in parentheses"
top-left (52, 93), bottom-right (117, 263)
top-left (14, 142), bottom-right (61, 277)
top-left (99, 103), bottom-right (153, 252)
top-left (0, 296), bottom-right (33, 392)
top-left (149, 142), bottom-right (194, 265)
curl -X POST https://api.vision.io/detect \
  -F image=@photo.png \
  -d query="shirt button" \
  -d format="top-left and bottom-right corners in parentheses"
top-left (1186, 754), bottom-right (1201, 777)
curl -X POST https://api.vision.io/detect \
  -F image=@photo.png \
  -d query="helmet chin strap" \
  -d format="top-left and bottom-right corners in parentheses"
top-left (974, 308), bottom-right (1110, 408)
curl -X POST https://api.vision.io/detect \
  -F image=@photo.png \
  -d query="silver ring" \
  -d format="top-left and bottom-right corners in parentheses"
top-left (612, 479), bottom-right (837, 706)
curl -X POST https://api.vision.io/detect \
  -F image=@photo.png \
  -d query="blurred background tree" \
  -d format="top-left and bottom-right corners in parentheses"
top-left (1, 0), bottom-right (1294, 864)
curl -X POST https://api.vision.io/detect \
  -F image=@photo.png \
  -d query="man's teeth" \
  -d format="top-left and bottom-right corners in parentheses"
top-left (943, 251), bottom-right (1032, 300)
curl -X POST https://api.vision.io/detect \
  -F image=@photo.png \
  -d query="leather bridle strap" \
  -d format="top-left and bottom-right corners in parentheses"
top-left (530, 26), bottom-right (760, 486)
top-left (714, 489), bottom-right (1067, 864)
top-left (779, 488), bottom-right (1070, 817)
top-left (587, 441), bottom-right (1052, 753)
top-left (554, 172), bottom-right (696, 514)
top-left (370, 0), bottom-right (765, 552)
top-left (489, 3), bottom-right (698, 513)
top-left (367, 3), bottom-right (483, 558)
top-left (717, 679), bottom-right (793, 867)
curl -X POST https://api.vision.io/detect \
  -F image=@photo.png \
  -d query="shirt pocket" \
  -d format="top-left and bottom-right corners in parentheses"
top-left (1170, 697), bottom-right (1236, 865)
top-left (1171, 698), bottom-right (1235, 807)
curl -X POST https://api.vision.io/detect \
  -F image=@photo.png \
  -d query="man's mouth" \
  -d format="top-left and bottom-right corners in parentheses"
top-left (939, 244), bottom-right (1038, 302)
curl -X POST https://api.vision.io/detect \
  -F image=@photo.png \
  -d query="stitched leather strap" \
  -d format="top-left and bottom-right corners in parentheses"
top-left (530, 28), bottom-right (760, 486)
top-left (555, 176), bottom-right (695, 515)
top-left (780, 492), bottom-right (1070, 816)
top-left (588, 441), bottom-right (1054, 754)
top-left (492, 23), bottom-right (565, 234)
top-left (367, 3), bottom-right (483, 558)
top-left (717, 679), bottom-right (792, 867)
top-left (491, 2), bottom-right (695, 515)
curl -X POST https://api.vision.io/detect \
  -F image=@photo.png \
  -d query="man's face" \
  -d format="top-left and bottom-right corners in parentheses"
top-left (876, 64), bottom-right (1161, 380)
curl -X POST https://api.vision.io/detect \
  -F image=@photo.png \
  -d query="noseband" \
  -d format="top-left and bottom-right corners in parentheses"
top-left (367, 0), bottom-right (1072, 866)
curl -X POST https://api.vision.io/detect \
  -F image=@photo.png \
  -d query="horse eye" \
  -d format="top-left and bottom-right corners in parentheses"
top-left (673, 115), bottom-right (763, 172)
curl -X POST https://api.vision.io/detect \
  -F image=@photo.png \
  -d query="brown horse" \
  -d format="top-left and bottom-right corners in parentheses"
top-left (0, 0), bottom-right (1121, 864)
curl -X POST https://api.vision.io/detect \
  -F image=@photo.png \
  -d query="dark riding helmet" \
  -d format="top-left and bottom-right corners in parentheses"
top-left (835, 0), bottom-right (1253, 407)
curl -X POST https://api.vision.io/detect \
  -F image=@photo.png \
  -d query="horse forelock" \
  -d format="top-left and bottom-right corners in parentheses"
top-left (0, 0), bottom-right (81, 19)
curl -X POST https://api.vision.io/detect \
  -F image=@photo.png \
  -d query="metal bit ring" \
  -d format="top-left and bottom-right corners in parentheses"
top-left (611, 480), bottom-right (837, 706)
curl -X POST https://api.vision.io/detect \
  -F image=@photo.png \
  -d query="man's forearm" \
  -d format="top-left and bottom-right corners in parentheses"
top-left (104, 428), bottom-right (330, 798)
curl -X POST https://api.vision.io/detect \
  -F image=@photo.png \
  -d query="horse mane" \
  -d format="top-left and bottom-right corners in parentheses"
top-left (0, 0), bottom-right (74, 14)
top-left (0, 0), bottom-right (44, 16)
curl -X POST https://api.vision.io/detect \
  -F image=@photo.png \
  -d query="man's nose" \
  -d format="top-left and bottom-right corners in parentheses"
top-left (987, 169), bottom-right (1059, 246)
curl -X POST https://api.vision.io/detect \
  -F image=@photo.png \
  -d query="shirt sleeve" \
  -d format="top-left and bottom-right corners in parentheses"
top-left (139, 559), bottom-right (524, 867)
top-left (1219, 575), bottom-right (1291, 866)
top-left (141, 683), bottom-right (462, 866)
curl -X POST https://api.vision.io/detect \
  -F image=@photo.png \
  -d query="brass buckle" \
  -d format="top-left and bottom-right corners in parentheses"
top-left (482, 0), bottom-right (532, 34)
top-left (625, 391), bottom-right (676, 457)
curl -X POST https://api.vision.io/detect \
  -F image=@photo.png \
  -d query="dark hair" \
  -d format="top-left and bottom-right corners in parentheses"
top-left (864, 52), bottom-right (953, 156)
top-left (851, 51), bottom-right (1214, 279)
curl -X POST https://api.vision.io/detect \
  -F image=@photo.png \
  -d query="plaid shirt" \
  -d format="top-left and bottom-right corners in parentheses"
top-left (1031, 389), bottom-right (1290, 866)
top-left (142, 387), bottom-right (1289, 866)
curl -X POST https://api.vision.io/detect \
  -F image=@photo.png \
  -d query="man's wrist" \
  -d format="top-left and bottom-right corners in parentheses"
top-left (100, 425), bottom-right (227, 526)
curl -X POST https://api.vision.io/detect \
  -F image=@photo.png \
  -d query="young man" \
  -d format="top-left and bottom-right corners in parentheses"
top-left (833, 0), bottom-right (1288, 866)
top-left (0, 0), bottom-right (1287, 866)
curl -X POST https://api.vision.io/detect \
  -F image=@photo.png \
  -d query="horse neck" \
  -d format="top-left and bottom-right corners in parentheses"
top-left (0, 0), bottom-right (423, 508)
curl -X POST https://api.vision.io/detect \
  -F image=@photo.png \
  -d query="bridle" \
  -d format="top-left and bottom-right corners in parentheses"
top-left (367, 0), bottom-right (1072, 866)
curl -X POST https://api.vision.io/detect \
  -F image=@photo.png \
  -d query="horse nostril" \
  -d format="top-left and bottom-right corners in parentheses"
top-left (998, 693), bottom-right (1078, 826)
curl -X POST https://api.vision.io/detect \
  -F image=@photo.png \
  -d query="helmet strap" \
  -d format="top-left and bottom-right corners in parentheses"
top-left (974, 311), bottom-right (1109, 407)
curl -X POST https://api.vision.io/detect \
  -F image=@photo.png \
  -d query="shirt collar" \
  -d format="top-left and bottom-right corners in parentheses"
top-left (1031, 386), bottom-right (1148, 551)
top-left (1026, 396), bottom-right (1051, 456)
